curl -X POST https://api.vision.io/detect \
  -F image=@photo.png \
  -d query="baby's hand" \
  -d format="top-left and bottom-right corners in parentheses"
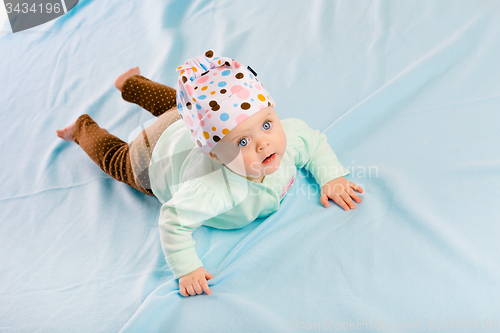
top-left (320, 177), bottom-right (364, 211)
top-left (178, 267), bottom-right (213, 297)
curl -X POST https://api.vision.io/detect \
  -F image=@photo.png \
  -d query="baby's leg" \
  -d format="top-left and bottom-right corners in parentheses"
top-left (71, 114), bottom-right (155, 196)
top-left (121, 75), bottom-right (177, 117)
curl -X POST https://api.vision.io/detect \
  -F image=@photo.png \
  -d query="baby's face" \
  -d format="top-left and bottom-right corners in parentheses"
top-left (209, 106), bottom-right (287, 183)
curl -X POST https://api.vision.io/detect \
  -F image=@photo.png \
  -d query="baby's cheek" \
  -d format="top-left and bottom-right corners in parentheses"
top-left (244, 158), bottom-right (261, 175)
top-left (234, 153), bottom-right (251, 175)
top-left (280, 129), bottom-right (287, 146)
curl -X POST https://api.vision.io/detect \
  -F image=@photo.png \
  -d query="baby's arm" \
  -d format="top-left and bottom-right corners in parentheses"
top-left (158, 208), bottom-right (208, 297)
top-left (287, 118), bottom-right (364, 210)
top-left (158, 180), bottom-right (225, 297)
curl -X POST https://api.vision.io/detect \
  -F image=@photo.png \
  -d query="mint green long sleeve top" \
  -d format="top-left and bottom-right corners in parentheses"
top-left (148, 117), bottom-right (350, 279)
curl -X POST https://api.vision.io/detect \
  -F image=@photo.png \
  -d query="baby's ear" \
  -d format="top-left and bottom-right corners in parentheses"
top-left (209, 152), bottom-right (222, 164)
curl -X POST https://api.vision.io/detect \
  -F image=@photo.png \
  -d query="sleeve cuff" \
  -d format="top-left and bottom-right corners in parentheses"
top-left (315, 164), bottom-right (350, 188)
top-left (166, 246), bottom-right (204, 279)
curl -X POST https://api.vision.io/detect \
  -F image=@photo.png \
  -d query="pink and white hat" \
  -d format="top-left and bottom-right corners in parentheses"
top-left (176, 50), bottom-right (275, 155)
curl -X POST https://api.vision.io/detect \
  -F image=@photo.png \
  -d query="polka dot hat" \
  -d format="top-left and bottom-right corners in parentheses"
top-left (176, 49), bottom-right (275, 155)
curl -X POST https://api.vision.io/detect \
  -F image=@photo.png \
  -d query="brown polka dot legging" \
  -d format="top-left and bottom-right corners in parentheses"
top-left (71, 75), bottom-right (182, 196)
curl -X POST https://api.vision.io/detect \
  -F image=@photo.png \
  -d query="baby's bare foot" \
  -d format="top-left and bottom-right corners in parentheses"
top-left (114, 67), bottom-right (141, 92)
top-left (56, 121), bottom-right (77, 142)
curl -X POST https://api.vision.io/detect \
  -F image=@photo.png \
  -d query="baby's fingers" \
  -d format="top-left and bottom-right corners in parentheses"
top-left (350, 182), bottom-right (364, 193)
top-left (200, 278), bottom-right (212, 295)
top-left (179, 286), bottom-right (189, 297)
top-left (332, 195), bottom-right (351, 211)
top-left (193, 281), bottom-right (204, 295)
top-left (186, 284), bottom-right (196, 296)
top-left (320, 193), bottom-right (329, 208)
top-left (348, 188), bottom-right (362, 203)
top-left (340, 191), bottom-right (356, 209)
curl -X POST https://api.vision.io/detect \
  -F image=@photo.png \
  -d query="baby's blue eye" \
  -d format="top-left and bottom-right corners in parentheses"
top-left (237, 121), bottom-right (272, 148)
top-left (238, 138), bottom-right (248, 147)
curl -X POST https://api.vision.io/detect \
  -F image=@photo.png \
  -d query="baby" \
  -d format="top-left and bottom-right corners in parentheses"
top-left (56, 50), bottom-right (364, 297)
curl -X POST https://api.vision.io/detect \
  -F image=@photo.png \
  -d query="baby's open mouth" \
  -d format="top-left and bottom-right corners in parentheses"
top-left (262, 153), bottom-right (275, 163)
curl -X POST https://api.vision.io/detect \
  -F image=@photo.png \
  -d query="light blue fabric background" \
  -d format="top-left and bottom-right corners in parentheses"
top-left (1, 0), bottom-right (499, 332)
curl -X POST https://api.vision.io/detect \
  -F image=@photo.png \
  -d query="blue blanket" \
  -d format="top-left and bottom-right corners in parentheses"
top-left (1, 0), bottom-right (500, 332)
